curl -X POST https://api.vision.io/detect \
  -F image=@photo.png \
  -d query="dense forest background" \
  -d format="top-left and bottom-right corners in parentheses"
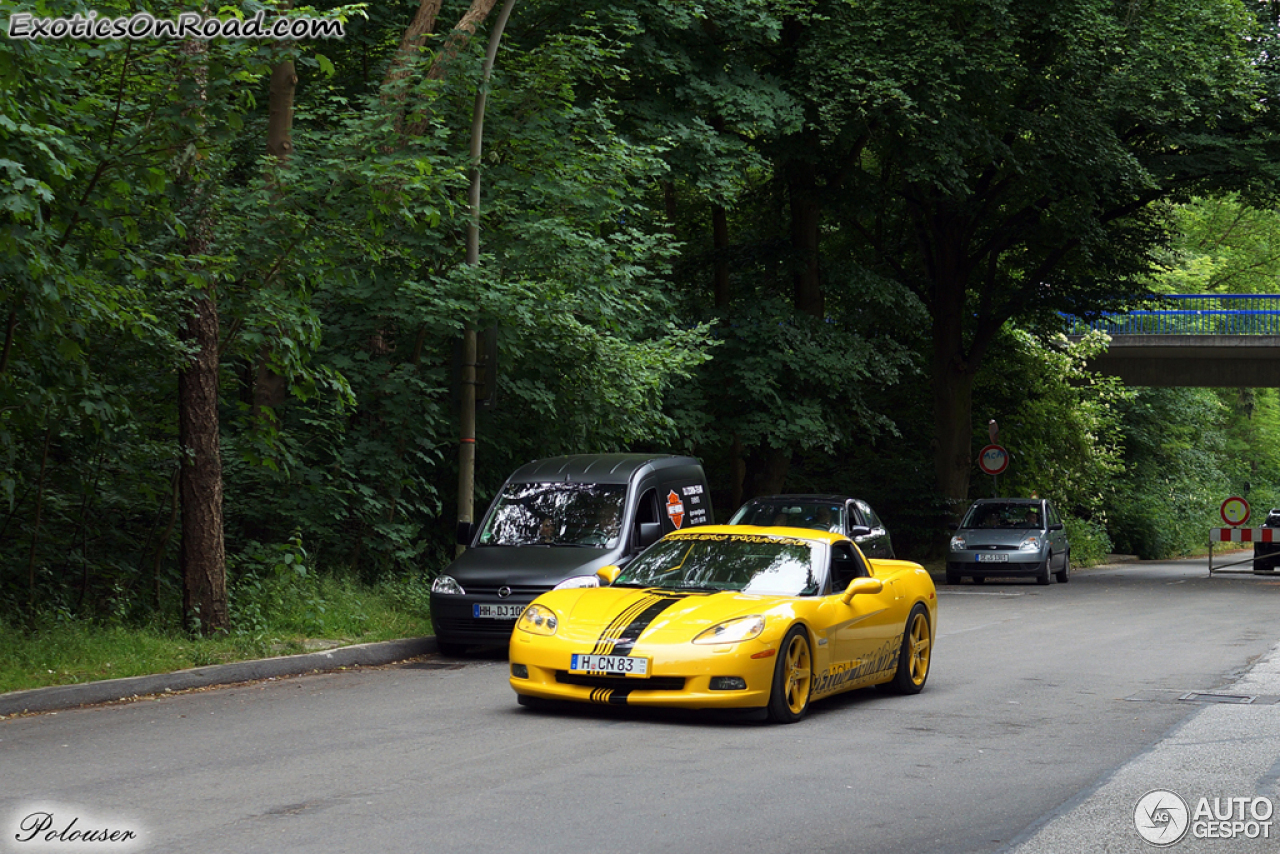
top-left (5, 0), bottom-right (1280, 634)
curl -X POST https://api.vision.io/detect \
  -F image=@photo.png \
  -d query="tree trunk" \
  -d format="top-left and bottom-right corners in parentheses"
top-left (178, 33), bottom-right (228, 635)
top-left (787, 160), bottom-right (823, 318)
top-left (930, 268), bottom-right (977, 518)
top-left (254, 40), bottom-right (297, 415)
top-left (403, 0), bottom-right (501, 137)
top-left (383, 0), bottom-right (446, 94)
top-left (742, 444), bottom-right (791, 501)
top-left (712, 204), bottom-right (730, 308)
top-left (179, 291), bottom-right (227, 634)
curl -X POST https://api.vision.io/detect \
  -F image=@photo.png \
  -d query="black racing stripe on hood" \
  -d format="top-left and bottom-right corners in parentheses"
top-left (606, 595), bottom-right (686, 657)
top-left (591, 594), bottom-right (661, 656)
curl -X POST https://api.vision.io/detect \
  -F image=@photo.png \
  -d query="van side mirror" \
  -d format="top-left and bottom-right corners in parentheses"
top-left (840, 576), bottom-right (884, 605)
top-left (456, 521), bottom-right (477, 546)
top-left (596, 565), bottom-right (622, 585)
top-left (637, 522), bottom-right (663, 549)
top-left (848, 525), bottom-right (871, 538)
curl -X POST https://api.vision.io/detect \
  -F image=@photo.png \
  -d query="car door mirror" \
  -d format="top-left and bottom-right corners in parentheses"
top-left (637, 522), bottom-right (663, 549)
top-left (596, 565), bottom-right (622, 585)
top-left (841, 576), bottom-right (883, 604)
top-left (1049, 523), bottom-right (1064, 531)
top-left (848, 525), bottom-right (871, 538)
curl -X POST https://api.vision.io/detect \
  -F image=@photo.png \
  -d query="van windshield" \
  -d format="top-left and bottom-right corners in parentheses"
top-left (478, 483), bottom-right (627, 547)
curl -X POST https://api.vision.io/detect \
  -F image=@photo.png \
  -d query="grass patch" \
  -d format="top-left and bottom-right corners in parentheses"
top-left (0, 573), bottom-right (434, 695)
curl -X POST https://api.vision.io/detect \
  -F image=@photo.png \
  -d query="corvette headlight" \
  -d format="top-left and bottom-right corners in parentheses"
top-left (432, 575), bottom-right (465, 595)
top-left (950, 535), bottom-right (966, 550)
top-left (553, 575), bottom-right (600, 590)
top-left (1018, 535), bottom-right (1042, 551)
top-left (693, 616), bottom-right (765, 645)
top-left (517, 604), bottom-right (558, 636)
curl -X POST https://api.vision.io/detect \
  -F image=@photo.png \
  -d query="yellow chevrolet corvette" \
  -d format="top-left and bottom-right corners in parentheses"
top-left (508, 525), bottom-right (936, 722)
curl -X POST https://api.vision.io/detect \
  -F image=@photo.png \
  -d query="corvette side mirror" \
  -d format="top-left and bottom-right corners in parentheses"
top-left (841, 576), bottom-right (884, 604)
top-left (596, 565), bottom-right (622, 585)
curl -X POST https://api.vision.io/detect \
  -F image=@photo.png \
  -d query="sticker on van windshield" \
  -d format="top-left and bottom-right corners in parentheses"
top-left (666, 491), bottom-right (685, 529)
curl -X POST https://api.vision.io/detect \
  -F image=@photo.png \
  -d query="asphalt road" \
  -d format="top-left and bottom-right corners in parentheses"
top-left (4, 557), bottom-right (1280, 854)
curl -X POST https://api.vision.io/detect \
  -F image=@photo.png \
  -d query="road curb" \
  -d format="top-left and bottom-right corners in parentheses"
top-left (0, 636), bottom-right (438, 718)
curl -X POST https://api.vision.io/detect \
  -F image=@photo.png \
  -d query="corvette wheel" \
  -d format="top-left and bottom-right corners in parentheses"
top-left (1055, 549), bottom-right (1071, 583)
top-left (885, 604), bottom-right (931, 695)
top-left (767, 626), bottom-right (813, 723)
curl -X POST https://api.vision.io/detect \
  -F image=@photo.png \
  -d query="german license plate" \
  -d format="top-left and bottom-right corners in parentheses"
top-left (976, 553), bottom-right (1009, 563)
top-left (473, 603), bottom-right (526, 619)
top-left (569, 653), bottom-right (649, 677)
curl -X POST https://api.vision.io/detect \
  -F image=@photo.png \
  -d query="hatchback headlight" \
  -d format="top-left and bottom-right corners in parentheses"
top-left (1018, 535), bottom-right (1042, 551)
top-left (553, 575), bottom-right (600, 590)
top-left (950, 535), bottom-right (967, 550)
top-left (693, 616), bottom-right (765, 645)
top-left (431, 575), bottom-right (465, 595)
top-left (517, 604), bottom-right (558, 636)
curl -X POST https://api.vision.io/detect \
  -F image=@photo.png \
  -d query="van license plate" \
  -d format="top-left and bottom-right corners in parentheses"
top-left (473, 604), bottom-right (525, 619)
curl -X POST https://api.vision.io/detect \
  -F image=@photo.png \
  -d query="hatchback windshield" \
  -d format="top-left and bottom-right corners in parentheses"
top-left (961, 503), bottom-right (1042, 530)
top-left (615, 533), bottom-right (821, 596)
top-left (478, 483), bottom-right (626, 547)
top-left (730, 502), bottom-right (842, 533)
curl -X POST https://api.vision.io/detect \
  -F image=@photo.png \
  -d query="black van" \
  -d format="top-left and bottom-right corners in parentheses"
top-left (429, 453), bottom-right (713, 655)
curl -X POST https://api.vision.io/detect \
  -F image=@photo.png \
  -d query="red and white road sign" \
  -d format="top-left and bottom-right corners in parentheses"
top-left (1220, 496), bottom-right (1250, 527)
top-left (978, 444), bottom-right (1009, 476)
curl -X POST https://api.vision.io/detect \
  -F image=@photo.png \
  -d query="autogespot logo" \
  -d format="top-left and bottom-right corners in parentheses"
top-left (1134, 790), bottom-right (1190, 846)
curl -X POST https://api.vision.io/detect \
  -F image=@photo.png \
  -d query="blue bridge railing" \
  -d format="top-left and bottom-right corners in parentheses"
top-left (1065, 294), bottom-right (1280, 336)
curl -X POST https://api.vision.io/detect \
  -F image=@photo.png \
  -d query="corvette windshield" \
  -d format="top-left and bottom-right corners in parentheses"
top-left (478, 482), bottom-right (625, 547)
top-left (615, 535), bottom-right (820, 596)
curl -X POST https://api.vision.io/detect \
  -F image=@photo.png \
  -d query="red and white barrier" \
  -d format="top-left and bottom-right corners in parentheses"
top-left (1211, 527), bottom-right (1277, 543)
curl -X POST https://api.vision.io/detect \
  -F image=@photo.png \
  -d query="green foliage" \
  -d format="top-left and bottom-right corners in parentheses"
top-left (975, 330), bottom-right (1130, 515)
top-left (1107, 388), bottom-right (1236, 559)
top-left (6, 0), bottom-right (1280, 641)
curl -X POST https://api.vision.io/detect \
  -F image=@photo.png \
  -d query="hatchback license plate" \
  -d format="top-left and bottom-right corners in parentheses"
top-left (976, 553), bottom-right (1009, 563)
top-left (473, 603), bottom-right (526, 619)
top-left (569, 653), bottom-right (649, 677)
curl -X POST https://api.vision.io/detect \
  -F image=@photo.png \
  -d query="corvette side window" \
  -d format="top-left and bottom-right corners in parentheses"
top-left (829, 544), bottom-right (868, 592)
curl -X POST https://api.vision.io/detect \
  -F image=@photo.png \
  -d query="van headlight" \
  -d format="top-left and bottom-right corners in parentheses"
top-left (950, 535), bottom-right (966, 550)
top-left (432, 575), bottom-right (465, 595)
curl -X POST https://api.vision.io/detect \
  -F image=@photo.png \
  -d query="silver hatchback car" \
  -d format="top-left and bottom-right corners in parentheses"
top-left (947, 498), bottom-right (1070, 585)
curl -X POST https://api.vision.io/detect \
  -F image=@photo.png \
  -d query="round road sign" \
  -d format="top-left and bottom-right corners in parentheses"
top-left (978, 444), bottom-right (1009, 476)
top-left (1220, 496), bottom-right (1250, 527)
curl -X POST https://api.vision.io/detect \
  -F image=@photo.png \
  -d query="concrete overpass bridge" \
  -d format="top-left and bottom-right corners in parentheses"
top-left (1066, 294), bottom-right (1280, 387)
